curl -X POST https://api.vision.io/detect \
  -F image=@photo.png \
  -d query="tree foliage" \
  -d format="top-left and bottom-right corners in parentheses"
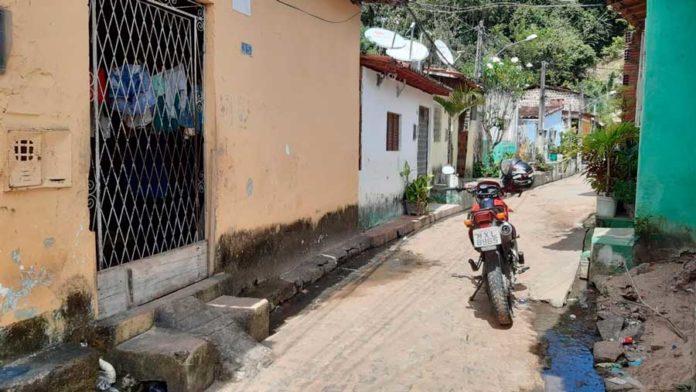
top-left (361, 0), bottom-right (627, 87)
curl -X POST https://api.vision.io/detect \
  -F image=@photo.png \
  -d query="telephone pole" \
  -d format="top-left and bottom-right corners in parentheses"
top-left (536, 61), bottom-right (547, 158)
top-left (474, 20), bottom-right (484, 83)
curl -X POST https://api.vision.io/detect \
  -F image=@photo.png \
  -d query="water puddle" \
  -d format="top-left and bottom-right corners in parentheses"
top-left (532, 281), bottom-right (605, 391)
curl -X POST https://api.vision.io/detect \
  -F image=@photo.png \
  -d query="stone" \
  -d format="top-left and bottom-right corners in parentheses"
top-left (619, 321), bottom-right (645, 340)
top-left (0, 344), bottom-right (98, 392)
top-left (597, 315), bottom-right (625, 341)
top-left (280, 261), bottom-right (325, 288)
top-left (108, 327), bottom-right (219, 392)
top-left (208, 296), bottom-right (270, 342)
top-left (593, 341), bottom-right (624, 363)
top-left (156, 297), bottom-right (273, 382)
top-left (243, 278), bottom-right (297, 308)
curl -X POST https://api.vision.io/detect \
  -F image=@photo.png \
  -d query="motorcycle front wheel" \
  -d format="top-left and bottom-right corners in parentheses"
top-left (483, 249), bottom-right (513, 326)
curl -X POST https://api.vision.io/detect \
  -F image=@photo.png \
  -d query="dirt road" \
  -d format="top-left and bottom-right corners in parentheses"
top-left (221, 175), bottom-right (595, 392)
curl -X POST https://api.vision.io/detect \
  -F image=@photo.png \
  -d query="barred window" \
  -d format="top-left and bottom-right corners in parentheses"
top-left (386, 112), bottom-right (401, 151)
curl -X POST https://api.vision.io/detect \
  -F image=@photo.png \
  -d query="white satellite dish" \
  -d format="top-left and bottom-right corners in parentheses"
top-left (386, 40), bottom-right (430, 62)
top-left (364, 27), bottom-right (408, 49)
top-left (434, 39), bottom-right (455, 66)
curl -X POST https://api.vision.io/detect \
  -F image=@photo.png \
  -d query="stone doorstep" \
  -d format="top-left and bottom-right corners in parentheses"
top-left (207, 296), bottom-right (270, 342)
top-left (108, 327), bottom-right (218, 392)
top-left (0, 344), bottom-right (98, 392)
top-left (93, 273), bottom-right (233, 350)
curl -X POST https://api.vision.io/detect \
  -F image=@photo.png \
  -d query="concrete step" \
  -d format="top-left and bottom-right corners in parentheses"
top-left (155, 296), bottom-right (273, 382)
top-left (207, 296), bottom-right (270, 342)
top-left (590, 228), bottom-right (637, 278)
top-left (0, 344), bottom-right (98, 392)
top-left (107, 327), bottom-right (219, 392)
top-left (92, 273), bottom-right (233, 350)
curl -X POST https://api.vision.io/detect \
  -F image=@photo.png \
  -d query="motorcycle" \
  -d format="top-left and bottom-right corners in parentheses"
top-left (463, 159), bottom-right (534, 325)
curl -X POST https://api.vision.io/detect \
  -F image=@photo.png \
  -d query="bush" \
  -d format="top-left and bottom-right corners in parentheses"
top-left (582, 122), bottom-right (639, 196)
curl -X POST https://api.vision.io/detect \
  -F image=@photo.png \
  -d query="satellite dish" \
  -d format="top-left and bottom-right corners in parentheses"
top-left (434, 40), bottom-right (455, 66)
top-left (364, 28), bottom-right (407, 49)
top-left (386, 40), bottom-right (429, 62)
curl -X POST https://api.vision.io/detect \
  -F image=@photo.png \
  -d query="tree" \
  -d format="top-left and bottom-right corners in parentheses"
top-left (433, 85), bottom-right (484, 164)
top-left (480, 57), bottom-right (532, 152)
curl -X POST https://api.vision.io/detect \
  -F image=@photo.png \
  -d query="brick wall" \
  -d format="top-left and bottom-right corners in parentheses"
top-left (622, 28), bottom-right (644, 122)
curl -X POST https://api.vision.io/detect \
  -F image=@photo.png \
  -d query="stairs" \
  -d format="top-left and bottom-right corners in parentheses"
top-left (95, 274), bottom-right (273, 391)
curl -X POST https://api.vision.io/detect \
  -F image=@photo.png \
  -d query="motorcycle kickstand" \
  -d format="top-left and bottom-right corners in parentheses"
top-left (469, 276), bottom-right (485, 301)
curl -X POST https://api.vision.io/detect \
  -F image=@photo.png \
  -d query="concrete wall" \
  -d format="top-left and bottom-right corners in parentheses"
top-left (636, 0), bottom-right (696, 242)
top-left (0, 0), bottom-right (362, 356)
top-left (0, 0), bottom-right (96, 340)
top-left (359, 67), bottom-right (434, 228)
top-left (211, 0), bottom-right (362, 279)
top-left (429, 105), bottom-right (449, 179)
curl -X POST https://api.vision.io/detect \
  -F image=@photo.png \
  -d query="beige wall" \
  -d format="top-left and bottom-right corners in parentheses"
top-left (208, 0), bottom-right (360, 237)
top-left (0, 0), bottom-right (95, 327)
top-left (0, 0), bottom-right (361, 328)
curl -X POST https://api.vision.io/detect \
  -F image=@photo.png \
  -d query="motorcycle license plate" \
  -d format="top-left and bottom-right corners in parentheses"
top-left (473, 227), bottom-right (502, 248)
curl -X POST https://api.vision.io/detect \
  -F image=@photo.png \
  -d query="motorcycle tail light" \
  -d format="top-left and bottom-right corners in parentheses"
top-left (495, 212), bottom-right (506, 220)
top-left (473, 210), bottom-right (495, 226)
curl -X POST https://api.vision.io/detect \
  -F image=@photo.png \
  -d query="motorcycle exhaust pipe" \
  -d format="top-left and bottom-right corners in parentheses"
top-left (500, 222), bottom-right (514, 238)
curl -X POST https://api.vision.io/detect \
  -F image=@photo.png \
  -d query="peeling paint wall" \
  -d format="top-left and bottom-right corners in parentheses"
top-left (208, 1), bottom-right (361, 259)
top-left (0, 0), bottom-right (96, 332)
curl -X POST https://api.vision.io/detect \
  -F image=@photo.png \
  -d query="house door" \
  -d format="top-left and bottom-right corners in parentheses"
top-left (457, 112), bottom-right (469, 175)
top-left (89, 0), bottom-right (207, 317)
top-left (417, 106), bottom-right (430, 176)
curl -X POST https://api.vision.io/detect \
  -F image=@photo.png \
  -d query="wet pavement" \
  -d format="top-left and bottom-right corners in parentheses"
top-left (211, 175), bottom-right (596, 392)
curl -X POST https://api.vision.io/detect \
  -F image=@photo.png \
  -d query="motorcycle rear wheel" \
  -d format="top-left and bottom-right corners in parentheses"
top-left (484, 250), bottom-right (513, 326)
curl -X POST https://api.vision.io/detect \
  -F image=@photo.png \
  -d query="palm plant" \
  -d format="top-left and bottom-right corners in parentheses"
top-left (433, 85), bottom-right (484, 164)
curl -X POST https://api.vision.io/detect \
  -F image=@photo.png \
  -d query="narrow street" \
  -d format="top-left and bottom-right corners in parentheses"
top-left (220, 176), bottom-right (594, 392)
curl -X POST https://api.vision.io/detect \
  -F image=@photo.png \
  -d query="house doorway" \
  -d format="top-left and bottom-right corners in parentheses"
top-left (417, 106), bottom-right (430, 176)
top-left (457, 111), bottom-right (469, 175)
top-left (89, 0), bottom-right (207, 315)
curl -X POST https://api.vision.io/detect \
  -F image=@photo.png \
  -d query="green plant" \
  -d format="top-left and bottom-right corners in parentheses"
top-left (582, 122), bottom-right (639, 195)
top-left (535, 153), bottom-right (549, 172)
top-left (434, 86), bottom-right (484, 165)
top-left (635, 216), bottom-right (659, 238)
top-left (400, 162), bottom-right (432, 203)
top-left (559, 130), bottom-right (582, 157)
top-left (473, 154), bottom-right (499, 178)
top-left (613, 179), bottom-right (636, 204)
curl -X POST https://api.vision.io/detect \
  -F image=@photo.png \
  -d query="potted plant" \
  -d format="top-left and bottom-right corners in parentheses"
top-left (582, 122), bottom-right (639, 218)
top-left (400, 162), bottom-right (433, 216)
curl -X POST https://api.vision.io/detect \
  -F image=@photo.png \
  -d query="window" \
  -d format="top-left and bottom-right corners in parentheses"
top-left (433, 107), bottom-right (442, 142)
top-left (624, 48), bottom-right (631, 61)
top-left (386, 112), bottom-right (400, 151)
top-left (623, 74), bottom-right (630, 86)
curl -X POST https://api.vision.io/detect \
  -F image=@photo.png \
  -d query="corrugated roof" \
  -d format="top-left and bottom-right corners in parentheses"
top-left (608, 0), bottom-right (646, 28)
top-left (360, 55), bottom-right (451, 96)
top-left (424, 67), bottom-right (482, 92)
top-left (519, 104), bottom-right (563, 119)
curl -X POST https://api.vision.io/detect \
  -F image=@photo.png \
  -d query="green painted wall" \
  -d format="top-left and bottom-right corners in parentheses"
top-left (636, 0), bottom-right (696, 241)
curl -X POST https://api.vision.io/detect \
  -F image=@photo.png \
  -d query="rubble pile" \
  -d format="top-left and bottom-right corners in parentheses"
top-left (591, 258), bottom-right (696, 391)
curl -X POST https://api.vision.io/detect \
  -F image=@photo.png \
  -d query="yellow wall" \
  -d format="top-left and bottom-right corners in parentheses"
top-left (208, 0), bottom-right (360, 237)
top-left (0, 0), bottom-right (95, 327)
top-left (0, 0), bottom-right (361, 328)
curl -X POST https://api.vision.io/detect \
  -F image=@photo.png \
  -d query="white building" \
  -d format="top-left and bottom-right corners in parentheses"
top-left (359, 55), bottom-right (451, 228)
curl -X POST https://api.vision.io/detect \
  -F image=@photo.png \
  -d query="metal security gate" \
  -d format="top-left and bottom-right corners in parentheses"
top-left (417, 106), bottom-right (430, 176)
top-left (89, 0), bottom-right (205, 273)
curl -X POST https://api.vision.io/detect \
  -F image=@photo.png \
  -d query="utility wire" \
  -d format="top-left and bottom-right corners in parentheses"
top-left (275, 0), bottom-right (360, 23)
top-left (412, 2), bottom-right (605, 13)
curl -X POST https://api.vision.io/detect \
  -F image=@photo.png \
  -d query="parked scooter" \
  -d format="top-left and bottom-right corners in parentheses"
top-left (462, 159), bottom-right (534, 325)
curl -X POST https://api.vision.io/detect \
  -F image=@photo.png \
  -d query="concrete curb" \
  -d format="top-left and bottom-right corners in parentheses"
top-left (254, 204), bottom-right (464, 309)
top-left (254, 172), bottom-right (583, 309)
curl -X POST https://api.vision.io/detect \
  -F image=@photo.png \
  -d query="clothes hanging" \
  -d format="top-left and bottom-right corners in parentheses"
top-left (109, 64), bottom-right (156, 128)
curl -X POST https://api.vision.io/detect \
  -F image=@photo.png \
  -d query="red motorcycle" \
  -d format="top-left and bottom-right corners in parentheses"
top-left (463, 159), bottom-right (533, 325)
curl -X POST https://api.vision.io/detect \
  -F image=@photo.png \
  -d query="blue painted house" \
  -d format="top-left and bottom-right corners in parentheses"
top-left (517, 104), bottom-right (565, 161)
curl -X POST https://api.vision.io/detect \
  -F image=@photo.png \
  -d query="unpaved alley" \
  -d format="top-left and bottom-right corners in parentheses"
top-left (219, 176), bottom-right (595, 392)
